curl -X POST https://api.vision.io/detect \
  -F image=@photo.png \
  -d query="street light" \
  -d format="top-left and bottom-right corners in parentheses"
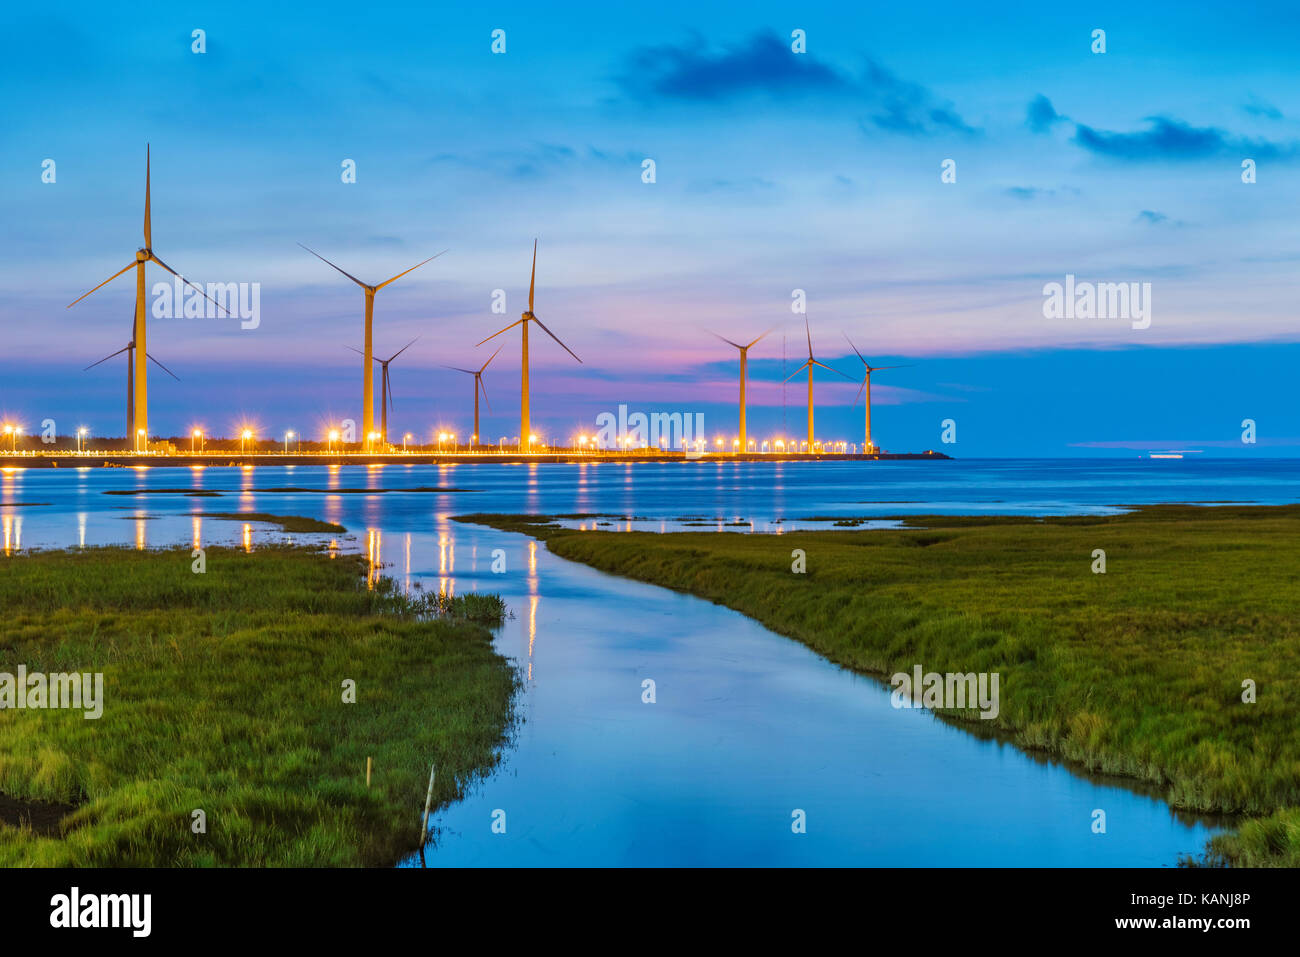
top-left (403, 432), bottom-right (412, 452)
top-left (136, 428), bottom-right (146, 454)
top-left (192, 429), bottom-right (203, 454)
top-left (284, 431), bottom-right (294, 454)
top-left (76, 427), bottom-right (87, 454)
top-left (2, 424), bottom-right (15, 453)
top-left (241, 429), bottom-right (253, 454)
top-left (328, 429), bottom-right (339, 454)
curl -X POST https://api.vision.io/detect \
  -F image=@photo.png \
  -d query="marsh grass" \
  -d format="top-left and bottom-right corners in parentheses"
top-left (462, 505), bottom-right (1300, 866)
top-left (0, 544), bottom-right (516, 866)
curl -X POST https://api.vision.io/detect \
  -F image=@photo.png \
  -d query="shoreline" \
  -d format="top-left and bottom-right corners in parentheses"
top-left (0, 450), bottom-right (951, 469)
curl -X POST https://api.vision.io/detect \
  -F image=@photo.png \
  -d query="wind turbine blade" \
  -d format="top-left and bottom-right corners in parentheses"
top-left (149, 254), bottom-right (231, 316)
top-left (388, 336), bottom-right (420, 362)
top-left (84, 345), bottom-right (131, 371)
top-left (871, 365), bottom-right (913, 372)
top-left (344, 345), bottom-right (365, 356)
top-left (805, 316), bottom-right (813, 360)
top-left (708, 330), bottom-right (744, 350)
top-left (476, 318), bottom-right (524, 347)
top-left (478, 375), bottom-right (492, 413)
top-left (298, 243), bottom-right (368, 287)
top-left (146, 352), bottom-right (180, 381)
top-left (374, 252), bottom-right (445, 290)
top-left (843, 333), bottom-right (866, 365)
top-left (531, 315), bottom-right (582, 363)
top-left (479, 343), bottom-right (504, 374)
top-left (528, 239), bottom-right (537, 314)
top-left (852, 378), bottom-right (866, 407)
top-left (783, 361), bottom-right (811, 383)
top-left (67, 261), bottom-right (136, 308)
top-left (143, 144), bottom-right (152, 248)
top-left (745, 326), bottom-right (777, 350)
top-left (442, 365), bottom-right (476, 374)
top-left (387, 374), bottom-right (394, 413)
top-left (812, 359), bottom-right (853, 380)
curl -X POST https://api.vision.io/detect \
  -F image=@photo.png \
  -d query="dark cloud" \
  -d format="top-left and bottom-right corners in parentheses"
top-left (1026, 94), bottom-right (1065, 133)
top-left (617, 30), bottom-right (976, 137)
top-left (1073, 115), bottom-right (1300, 161)
top-left (1242, 96), bottom-right (1283, 121)
top-left (618, 30), bottom-right (844, 101)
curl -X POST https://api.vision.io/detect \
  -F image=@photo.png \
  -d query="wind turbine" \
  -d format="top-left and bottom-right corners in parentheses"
top-left (844, 334), bottom-right (911, 454)
top-left (67, 145), bottom-right (225, 444)
top-left (784, 316), bottom-right (850, 451)
top-left (84, 312), bottom-right (180, 445)
top-left (346, 337), bottom-right (419, 447)
top-left (477, 240), bottom-right (581, 451)
top-left (444, 344), bottom-right (503, 448)
top-left (300, 243), bottom-right (444, 444)
top-left (709, 326), bottom-right (773, 453)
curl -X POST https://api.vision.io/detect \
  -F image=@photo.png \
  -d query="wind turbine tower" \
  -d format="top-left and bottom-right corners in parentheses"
top-left (477, 241), bottom-right (581, 451)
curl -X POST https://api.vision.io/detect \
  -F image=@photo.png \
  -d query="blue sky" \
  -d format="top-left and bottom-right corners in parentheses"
top-left (2, 1), bottom-right (1299, 454)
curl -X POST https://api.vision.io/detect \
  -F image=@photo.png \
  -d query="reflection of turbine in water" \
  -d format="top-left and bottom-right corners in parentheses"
top-left (528, 595), bottom-right (538, 683)
top-left (2, 514), bottom-right (20, 554)
top-left (366, 529), bottom-right (382, 588)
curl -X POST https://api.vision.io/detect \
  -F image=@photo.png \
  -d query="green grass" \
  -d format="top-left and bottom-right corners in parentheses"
top-left (0, 545), bottom-right (517, 866)
top-left (194, 512), bottom-right (347, 534)
top-left (461, 505), bottom-right (1300, 867)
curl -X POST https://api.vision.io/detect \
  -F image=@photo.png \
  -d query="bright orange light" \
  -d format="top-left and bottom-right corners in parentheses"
top-left (241, 430), bottom-right (252, 440)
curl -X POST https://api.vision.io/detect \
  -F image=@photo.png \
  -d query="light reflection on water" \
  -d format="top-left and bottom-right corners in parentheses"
top-left (0, 459), bottom-right (1285, 865)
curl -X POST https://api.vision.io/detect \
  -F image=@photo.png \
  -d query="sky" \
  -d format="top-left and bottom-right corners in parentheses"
top-left (2, 1), bottom-right (1299, 455)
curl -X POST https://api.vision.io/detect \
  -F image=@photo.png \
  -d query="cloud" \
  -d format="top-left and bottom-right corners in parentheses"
top-left (1242, 95), bottom-right (1283, 121)
top-left (1003, 185), bottom-right (1078, 201)
top-left (617, 30), bottom-right (845, 101)
top-left (1134, 209), bottom-right (1182, 227)
top-left (1026, 94), bottom-right (1065, 133)
top-left (1073, 115), bottom-right (1300, 161)
top-left (617, 30), bottom-right (976, 136)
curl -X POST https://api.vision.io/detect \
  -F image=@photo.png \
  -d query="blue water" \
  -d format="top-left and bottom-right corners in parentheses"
top-left (3, 457), bottom-right (1283, 865)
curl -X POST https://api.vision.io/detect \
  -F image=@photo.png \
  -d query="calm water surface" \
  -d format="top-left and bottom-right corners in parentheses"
top-left (5, 458), bottom-right (1289, 865)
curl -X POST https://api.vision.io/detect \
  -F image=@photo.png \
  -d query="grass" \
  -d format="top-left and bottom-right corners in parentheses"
top-left (194, 511), bottom-right (347, 534)
top-left (461, 505), bottom-right (1300, 867)
top-left (0, 544), bottom-right (517, 866)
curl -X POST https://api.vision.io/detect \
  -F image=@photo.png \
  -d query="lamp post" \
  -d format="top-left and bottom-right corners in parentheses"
top-left (403, 432), bottom-right (412, 452)
top-left (241, 429), bottom-right (253, 454)
top-left (328, 429), bottom-right (339, 454)
top-left (284, 431), bottom-right (294, 454)
top-left (192, 429), bottom-right (203, 454)
top-left (76, 428), bottom-right (87, 454)
top-left (136, 428), bottom-right (146, 454)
